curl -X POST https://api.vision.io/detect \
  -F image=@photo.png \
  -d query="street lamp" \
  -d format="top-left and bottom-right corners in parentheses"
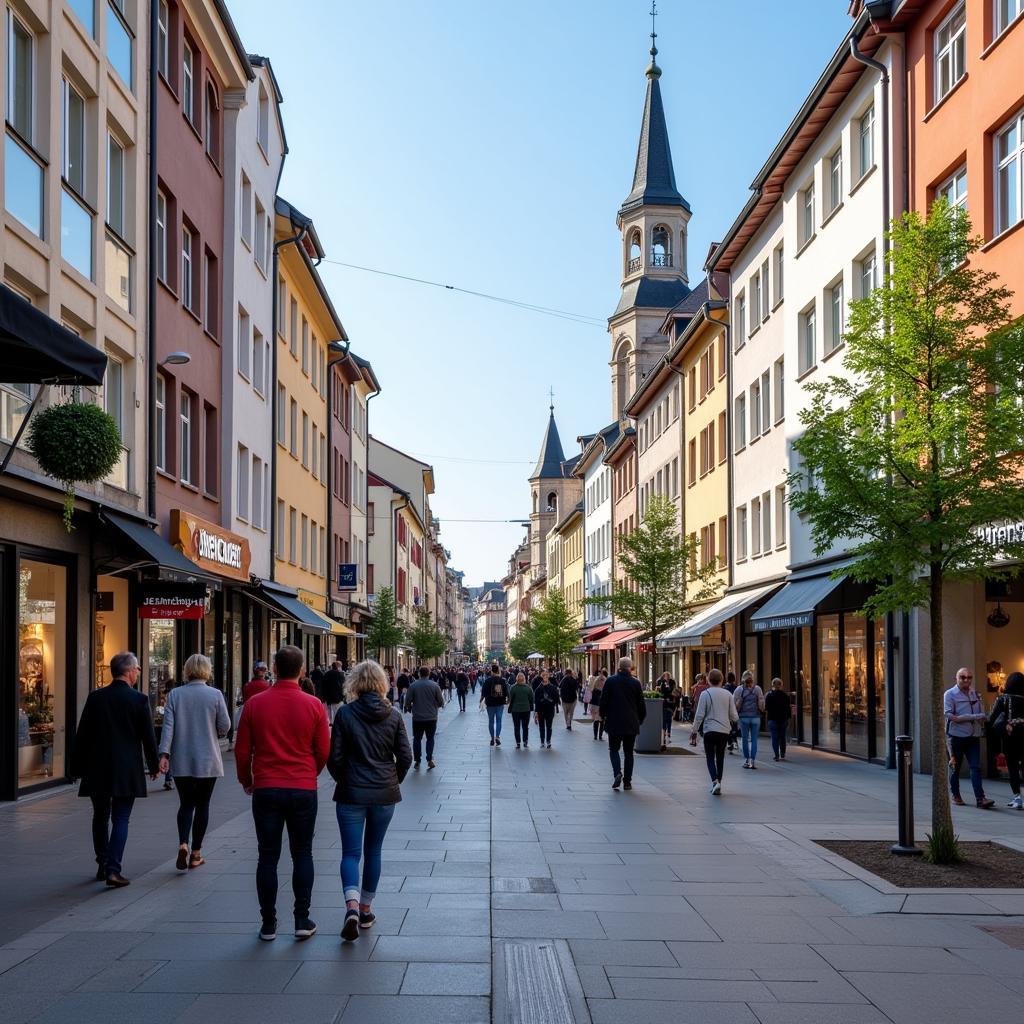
top-left (161, 351), bottom-right (191, 366)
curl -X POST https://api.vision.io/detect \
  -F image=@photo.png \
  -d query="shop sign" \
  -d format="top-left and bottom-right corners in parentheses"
top-left (974, 520), bottom-right (1024, 563)
top-left (338, 563), bottom-right (358, 592)
top-left (138, 582), bottom-right (207, 620)
top-left (298, 589), bottom-right (326, 611)
top-left (752, 612), bottom-right (812, 632)
top-left (170, 510), bottom-right (251, 582)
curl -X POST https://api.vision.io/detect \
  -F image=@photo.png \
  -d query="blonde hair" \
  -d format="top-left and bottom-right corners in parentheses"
top-left (344, 660), bottom-right (389, 703)
top-left (183, 653), bottom-right (212, 682)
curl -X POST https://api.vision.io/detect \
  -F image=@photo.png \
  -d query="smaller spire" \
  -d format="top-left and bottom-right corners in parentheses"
top-left (647, 0), bottom-right (661, 80)
top-left (548, 385), bottom-right (555, 413)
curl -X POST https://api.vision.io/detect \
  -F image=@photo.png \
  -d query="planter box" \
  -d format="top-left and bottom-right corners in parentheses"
top-left (637, 698), bottom-right (664, 752)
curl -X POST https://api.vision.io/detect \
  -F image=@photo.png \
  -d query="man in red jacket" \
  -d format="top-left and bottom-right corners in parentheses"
top-left (235, 645), bottom-right (330, 943)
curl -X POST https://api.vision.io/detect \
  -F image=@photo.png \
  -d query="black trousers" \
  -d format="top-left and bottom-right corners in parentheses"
top-left (457, 691), bottom-right (467, 711)
top-left (412, 720), bottom-right (437, 762)
top-left (174, 776), bottom-right (217, 847)
top-left (593, 718), bottom-right (605, 740)
top-left (511, 711), bottom-right (530, 745)
top-left (608, 734), bottom-right (635, 781)
top-left (704, 732), bottom-right (729, 782)
top-left (538, 710), bottom-right (555, 744)
top-left (252, 787), bottom-right (317, 922)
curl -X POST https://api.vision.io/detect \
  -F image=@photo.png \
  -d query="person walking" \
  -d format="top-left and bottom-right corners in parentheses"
top-left (600, 657), bottom-right (645, 790)
top-left (944, 667), bottom-right (996, 808)
top-left (535, 670), bottom-right (561, 748)
top-left (508, 672), bottom-right (535, 749)
top-left (724, 671), bottom-right (739, 752)
top-left (158, 654), bottom-right (230, 871)
top-left (589, 669), bottom-right (607, 740)
top-left (318, 661), bottom-right (346, 724)
top-left (560, 670), bottom-right (579, 730)
top-left (235, 645), bottom-right (330, 942)
top-left (406, 667), bottom-right (444, 770)
top-left (989, 671), bottom-right (1024, 808)
top-left (735, 671), bottom-right (765, 769)
top-left (72, 652), bottom-right (159, 887)
top-left (328, 660), bottom-right (412, 941)
top-left (479, 664), bottom-right (509, 746)
top-left (244, 661), bottom-right (271, 701)
top-left (658, 673), bottom-right (679, 749)
top-left (396, 669), bottom-right (411, 712)
top-left (764, 678), bottom-right (791, 762)
top-left (690, 668), bottom-right (739, 795)
top-left (454, 669), bottom-right (469, 712)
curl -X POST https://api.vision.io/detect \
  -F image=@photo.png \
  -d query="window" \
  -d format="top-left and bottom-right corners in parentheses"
top-left (799, 305), bottom-right (816, 374)
top-left (156, 191), bottom-right (167, 282)
top-left (937, 165), bottom-right (967, 210)
top-left (257, 82), bottom-right (270, 153)
top-left (799, 183), bottom-right (815, 246)
top-left (203, 248), bottom-right (218, 335)
top-left (750, 378), bottom-right (762, 438)
top-left (289, 398), bottom-right (297, 456)
top-left (827, 147), bottom-right (843, 214)
top-left (7, 10), bottom-right (32, 139)
top-left (751, 495), bottom-right (762, 556)
top-left (288, 507), bottom-right (297, 563)
top-left (155, 374), bottom-right (167, 472)
top-left (106, 1), bottom-right (132, 87)
top-left (760, 260), bottom-right (770, 321)
top-left (858, 250), bottom-right (877, 299)
top-left (5, 13), bottom-right (42, 237)
top-left (736, 504), bottom-right (748, 560)
top-left (996, 0), bottom-right (1024, 36)
top-left (934, 4), bottom-right (966, 105)
top-left (252, 457), bottom-right (265, 529)
top-left (310, 520), bottom-right (317, 574)
top-left (718, 516), bottom-right (727, 568)
top-left (254, 198), bottom-right (266, 271)
top-left (688, 367), bottom-right (697, 410)
top-left (718, 411), bottom-right (727, 464)
top-left (276, 500), bottom-right (285, 556)
top-left (276, 384), bottom-right (286, 443)
top-left (237, 307), bottom-right (250, 378)
top-left (762, 490), bottom-right (772, 553)
top-left (237, 444), bottom-right (249, 521)
top-left (761, 370), bottom-right (771, 432)
top-left (204, 83), bottom-right (219, 162)
top-left (104, 355), bottom-right (123, 440)
top-left (240, 173), bottom-right (252, 246)
top-left (735, 292), bottom-right (746, 348)
top-left (688, 438), bottom-right (696, 483)
top-left (62, 79), bottom-right (86, 194)
top-left (311, 423), bottom-right (319, 479)
top-left (857, 105), bottom-right (875, 179)
top-left (277, 277), bottom-right (286, 334)
top-left (996, 108), bottom-right (1024, 234)
top-left (60, 83), bottom-right (92, 278)
top-left (773, 243), bottom-right (784, 305)
top-left (183, 40), bottom-right (195, 124)
top-left (774, 357), bottom-right (785, 422)
top-left (181, 226), bottom-right (194, 310)
top-left (290, 298), bottom-right (298, 356)
top-left (204, 403), bottom-right (217, 495)
top-left (180, 392), bottom-right (193, 484)
top-left (157, 1), bottom-right (168, 77)
top-left (775, 485), bottom-right (787, 547)
top-left (253, 329), bottom-right (265, 395)
top-left (301, 317), bottom-right (309, 374)
top-left (301, 412), bottom-right (309, 467)
top-left (749, 273), bottom-right (761, 332)
top-left (107, 135), bottom-right (125, 236)
top-left (69, 0), bottom-right (95, 35)
top-left (734, 394), bottom-right (747, 450)
top-left (827, 280), bottom-right (844, 354)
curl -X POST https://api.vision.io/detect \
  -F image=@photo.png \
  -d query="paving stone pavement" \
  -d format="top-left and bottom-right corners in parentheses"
top-left (2, 703), bottom-right (1024, 1023)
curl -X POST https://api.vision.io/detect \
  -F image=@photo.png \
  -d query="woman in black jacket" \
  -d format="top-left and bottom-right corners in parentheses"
top-left (328, 660), bottom-right (412, 941)
top-left (990, 671), bottom-right (1024, 809)
top-left (534, 670), bottom-right (561, 748)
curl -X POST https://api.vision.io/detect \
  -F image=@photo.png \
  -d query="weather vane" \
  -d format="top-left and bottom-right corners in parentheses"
top-left (650, 0), bottom-right (658, 60)
top-left (549, 386), bottom-right (555, 412)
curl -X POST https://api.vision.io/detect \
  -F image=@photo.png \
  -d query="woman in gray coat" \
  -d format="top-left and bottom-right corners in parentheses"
top-left (158, 654), bottom-right (230, 870)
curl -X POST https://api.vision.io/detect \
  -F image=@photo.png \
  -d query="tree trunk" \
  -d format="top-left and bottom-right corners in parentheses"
top-left (929, 565), bottom-right (953, 837)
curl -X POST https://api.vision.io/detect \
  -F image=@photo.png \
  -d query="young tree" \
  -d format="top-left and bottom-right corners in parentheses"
top-left (365, 586), bottom-right (405, 664)
top-left (405, 608), bottom-right (447, 664)
top-left (788, 202), bottom-right (1024, 860)
top-left (587, 495), bottom-right (717, 679)
top-left (531, 590), bottom-right (580, 666)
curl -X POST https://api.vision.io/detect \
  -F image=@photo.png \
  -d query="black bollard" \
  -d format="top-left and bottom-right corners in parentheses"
top-left (890, 735), bottom-right (922, 856)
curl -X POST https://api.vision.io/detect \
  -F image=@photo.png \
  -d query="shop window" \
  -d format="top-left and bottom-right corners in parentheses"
top-left (817, 613), bottom-right (841, 751)
top-left (145, 618), bottom-right (176, 728)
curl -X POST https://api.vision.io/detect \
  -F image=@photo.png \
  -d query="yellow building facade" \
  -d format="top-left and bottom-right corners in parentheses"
top-left (555, 504), bottom-right (585, 627)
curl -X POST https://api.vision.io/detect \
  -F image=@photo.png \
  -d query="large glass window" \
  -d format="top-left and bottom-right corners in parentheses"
top-left (146, 618), bottom-right (176, 727)
top-left (799, 626), bottom-right (812, 743)
top-left (6, 12), bottom-right (42, 237)
top-left (937, 165), bottom-right (967, 210)
top-left (997, 0), bottom-right (1024, 36)
top-left (817, 613), bottom-right (841, 751)
top-left (857, 105), bottom-right (874, 179)
top-left (18, 560), bottom-right (68, 788)
top-left (106, 0), bottom-right (132, 88)
top-left (5, 133), bottom-right (43, 236)
top-left (107, 134), bottom-right (125, 236)
top-left (934, 3), bottom-right (966, 104)
top-left (61, 187), bottom-right (93, 279)
top-left (844, 614), bottom-right (869, 758)
top-left (873, 616), bottom-right (887, 755)
top-left (996, 108), bottom-right (1023, 235)
top-left (7, 9), bottom-right (33, 138)
top-left (62, 79), bottom-right (86, 195)
top-left (69, 0), bottom-right (95, 36)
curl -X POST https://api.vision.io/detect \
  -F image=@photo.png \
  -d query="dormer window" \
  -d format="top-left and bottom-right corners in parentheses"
top-left (651, 225), bottom-right (672, 267)
top-left (627, 229), bottom-right (642, 274)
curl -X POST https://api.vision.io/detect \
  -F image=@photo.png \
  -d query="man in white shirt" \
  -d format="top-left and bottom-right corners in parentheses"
top-left (690, 669), bottom-right (739, 796)
top-left (943, 667), bottom-right (994, 809)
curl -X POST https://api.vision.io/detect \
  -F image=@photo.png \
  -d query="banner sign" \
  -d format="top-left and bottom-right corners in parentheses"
top-left (138, 582), bottom-right (207, 620)
top-left (170, 509), bottom-right (251, 582)
top-left (338, 563), bottom-right (358, 592)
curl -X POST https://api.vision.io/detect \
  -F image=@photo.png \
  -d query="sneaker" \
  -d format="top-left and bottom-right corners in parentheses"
top-left (414, 761), bottom-right (421, 770)
top-left (773, 755), bottom-right (780, 762)
top-left (516, 743), bottom-right (521, 750)
top-left (977, 798), bottom-right (995, 809)
top-left (294, 917), bottom-right (318, 940)
top-left (712, 780), bottom-right (722, 795)
top-left (495, 737), bottom-right (501, 746)
top-left (176, 846), bottom-right (189, 871)
top-left (709, 780), bottom-right (717, 793)
top-left (623, 781), bottom-right (632, 791)
top-left (750, 762), bottom-right (758, 770)
top-left (612, 773), bottom-right (622, 790)
top-left (490, 738), bottom-right (495, 747)
top-left (341, 910), bottom-right (360, 941)
top-left (427, 760), bottom-right (436, 770)
top-left (742, 760), bottom-right (751, 769)
top-left (359, 911), bottom-right (376, 929)
top-left (1008, 795), bottom-right (1023, 809)
top-left (94, 865), bottom-right (106, 882)
top-left (259, 917), bottom-right (277, 941)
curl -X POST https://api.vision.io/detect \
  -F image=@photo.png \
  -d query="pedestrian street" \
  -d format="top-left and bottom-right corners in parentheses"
top-left (1, 704), bottom-right (1024, 1024)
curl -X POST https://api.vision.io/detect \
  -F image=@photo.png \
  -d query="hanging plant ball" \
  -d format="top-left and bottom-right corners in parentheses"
top-left (27, 400), bottom-right (123, 531)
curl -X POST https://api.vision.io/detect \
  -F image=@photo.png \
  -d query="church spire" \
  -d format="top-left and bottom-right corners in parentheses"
top-left (529, 404), bottom-right (566, 482)
top-left (618, 1), bottom-right (688, 218)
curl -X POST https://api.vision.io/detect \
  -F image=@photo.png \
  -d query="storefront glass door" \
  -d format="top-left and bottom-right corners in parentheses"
top-left (844, 614), bottom-right (869, 758)
top-left (17, 559), bottom-right (68, 788)
top-left (817, 614), bottom-right (841, 751)
top-left (873, 617), bottom-right (887, 759)
top-left (145, 618), bottom-right (177, 728)
top-left (799, 627), bottom-right (812, 743)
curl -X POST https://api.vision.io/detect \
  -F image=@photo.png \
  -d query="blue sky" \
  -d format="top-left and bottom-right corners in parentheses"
top-left (230, 1), bottom-right (853, 586)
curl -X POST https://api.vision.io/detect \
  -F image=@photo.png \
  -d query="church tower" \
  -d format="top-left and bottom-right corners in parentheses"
top-left (609, 11), bottom-right (692, 420)
top-left (528, 403), bottom-right (581, 574)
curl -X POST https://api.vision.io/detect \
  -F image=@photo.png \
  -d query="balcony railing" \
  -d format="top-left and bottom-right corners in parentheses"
top-left (627, 256), bottom-right (642, 274)
top-left (650, 253), bottom-right (673, 268)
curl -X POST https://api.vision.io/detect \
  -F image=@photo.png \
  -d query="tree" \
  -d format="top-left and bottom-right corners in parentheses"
top-left (587, 494), bottom-right (717, 678)
top-left (507, 614), bottom-right (538, 663)
top-left (365, 586), bottom-right (404, 664)
top-left (405, 608), bottom-right (448, 664)
top-left (531, 589), bottom-right (580, 666)
top-left (788, 201), bottom-right (1024, 861)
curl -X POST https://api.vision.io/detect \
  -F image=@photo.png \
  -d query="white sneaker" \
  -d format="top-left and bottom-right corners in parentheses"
top-left (1009, 795), bottom-right (1023, 809)
top-left (709, 780), bottom-right (717, 793)
top-left (712, 780), bottom-right (722, 795)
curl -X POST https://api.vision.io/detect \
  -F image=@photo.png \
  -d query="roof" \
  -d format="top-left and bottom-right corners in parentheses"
top-left (350, 352), bottom-right (381, 394)
top-left (664, 277), bottom-right (709, 320)
top-left (619, 65), bottom-right (689, 217)
top-left (553, 501), bottom-right (585, 535)
top-left (613, 276), bottom-right (691, 319)
top-left (604, 425), bottom-right (637, 466)
top-left (248, 56), bottom-right (287, 158)
top-left (211, 0), bottom-right (255, 81)
top-left (573, 421), bottom-right (622, 478)
top-left (530, 408), bottom-right (567, 481)
top-left (561, 454), bottom-right (582, 477)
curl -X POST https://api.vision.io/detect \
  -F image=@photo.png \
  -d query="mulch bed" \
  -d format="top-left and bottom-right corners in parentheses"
top-left (817, 839), bottom-right (1024, 889)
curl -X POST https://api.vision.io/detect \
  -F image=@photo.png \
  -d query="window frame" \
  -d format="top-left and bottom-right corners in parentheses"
top-left (157, 0), bottom-right (169, 79)
top-left (156, 190), bottom-right (168, 282)
top-left (180, 390), bottom-right (193, 485)
top-left (934, 3), bottom-right (966, 106)
top-left (995, 107), bottom-right (1024, 235)
top-left (181, 225), bottom-right (194, 310)
top-left (182, 38), bottom-right (196, 125)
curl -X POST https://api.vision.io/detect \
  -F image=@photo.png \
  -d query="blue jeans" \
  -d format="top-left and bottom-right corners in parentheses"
top-left (768, 720), bottom-right (788, 759)
top-left (948, 735), bottom-right (986, 802)
top-left (740, 716), bottom-right (760, 761)
top-left (252, 788), bottom-right (318, 922)
top-left (487, 705), bottom-right (504, 738)
top-left (90, 795), bottom-right (134, 876)
top-left (336, 803), bottom-right (396, 904)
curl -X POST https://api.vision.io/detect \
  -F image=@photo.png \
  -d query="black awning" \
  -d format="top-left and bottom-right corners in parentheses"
top-left (99, 511), bottom-right (212, 583)
top-left (1, 284), bottom-right (108, 385)
top-left (247, 580), bottom-right (330, 635)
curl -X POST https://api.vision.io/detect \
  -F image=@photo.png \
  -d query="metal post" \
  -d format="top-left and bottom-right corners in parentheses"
top-left (891, 735), bottom-right (922, 856)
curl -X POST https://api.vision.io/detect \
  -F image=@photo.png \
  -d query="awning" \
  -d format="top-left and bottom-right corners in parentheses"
top-left (749, 572), bottom-right (846, 632)
top-left (1, 284), bottom-right (108, 384)
top-left (99, 511), bottom-right (211, 583)
top-left (658, 583), bottom-right (782, 649)
top-left (526, 652), bottom-right (544, 660)
top-left (301, 604), bottom-right (353, 637)
top-left (581, 624), bottom-right (610, 643)
top-left (592, 628), bottom-right (644, 651)
top-left (248, 581), bottom-right (330, 634)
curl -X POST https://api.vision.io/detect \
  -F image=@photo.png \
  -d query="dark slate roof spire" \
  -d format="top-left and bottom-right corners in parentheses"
top-left (619, 3), bottom-right (688, 218)
top-left (530, 405), bottom-right (567, 481)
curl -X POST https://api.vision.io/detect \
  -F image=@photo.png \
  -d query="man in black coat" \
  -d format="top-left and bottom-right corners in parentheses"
top-left (72, 652), bottom-right (159, 886)
top-left (600, 656), bottom-right (646, 791)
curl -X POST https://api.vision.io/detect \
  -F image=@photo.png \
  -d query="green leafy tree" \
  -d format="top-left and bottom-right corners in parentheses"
top-left (366, 586), bottom-right (405, 664)
top-left (587, 494), bottom-right (717, 679)
top-left (507, 614), bottom-right (538, 663)
top-left (405, 608), bottom-right (448, 664)
top-left (531, 589), bottom-right (580, 666)
top-left (788, 202), bottom-right (1024, 861)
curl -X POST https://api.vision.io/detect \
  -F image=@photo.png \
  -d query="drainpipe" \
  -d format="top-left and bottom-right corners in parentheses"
top-left (269, 223), bottom-right (307, 581)
top-left (325, 341), bottom-right (351, 640)
top-left (146, 0), bottom-right (159, 519)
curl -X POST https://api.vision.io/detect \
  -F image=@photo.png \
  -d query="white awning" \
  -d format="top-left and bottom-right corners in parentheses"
top-left (657, 583), bottom-right (781, 649)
